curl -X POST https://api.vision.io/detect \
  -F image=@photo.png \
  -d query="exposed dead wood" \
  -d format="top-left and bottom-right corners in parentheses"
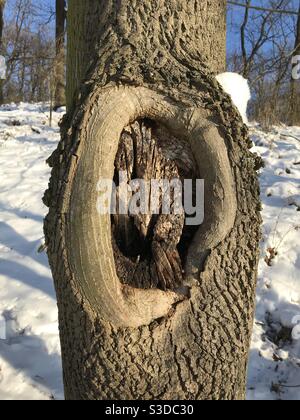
top-left (112, 119), bottom-right (198, 291)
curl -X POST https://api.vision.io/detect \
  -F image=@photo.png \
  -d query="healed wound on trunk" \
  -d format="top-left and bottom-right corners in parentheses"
top-left (66, 86), bottom-right (237, 328)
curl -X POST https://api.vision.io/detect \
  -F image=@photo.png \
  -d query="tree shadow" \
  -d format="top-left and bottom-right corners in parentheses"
top-left (0, 221), bottom-right (55, 298)
top-left (14, 135), bottom-right (59, 147)
top-left (0, 311), bottom-right (63, 400)
top-left (247, 346), bottom-right (300, 401)
top-left (0, 221), bottom-right (48, 269)
top-left (0, 259), bottom-right (55, 298)
top-left (247, 286), bottom-right (300, 401)
top-left (0, 202), bottom-right (44, 224)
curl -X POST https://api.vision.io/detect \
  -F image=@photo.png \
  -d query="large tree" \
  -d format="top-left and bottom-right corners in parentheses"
top-left (44, 0), bottom-right (262, 400)
top-left (54, 0), bottom-right (66, 109)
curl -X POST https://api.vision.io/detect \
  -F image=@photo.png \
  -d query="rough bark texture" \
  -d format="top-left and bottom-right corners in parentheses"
top-left (66, 0), bottom-right (227, 110)
top-left (54, 0), bottom-right (66, 109)
top-left (44, 0), bottom-right (262, 400)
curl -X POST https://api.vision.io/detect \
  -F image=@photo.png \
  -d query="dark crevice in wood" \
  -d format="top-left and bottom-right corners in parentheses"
top-left (112, 119), bottom-right (199, 291)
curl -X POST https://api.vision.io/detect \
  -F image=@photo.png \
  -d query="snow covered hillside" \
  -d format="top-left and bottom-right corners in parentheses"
top-left (248, 125), bottom-right (300, 400)
top-left (0, 104), bottom-right (299, 400)
top-left (0, 104), bottom-right (63, 400)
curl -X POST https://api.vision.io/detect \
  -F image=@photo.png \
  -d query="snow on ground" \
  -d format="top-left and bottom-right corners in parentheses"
top-left (0, 103), bottom-right (63, 400)
top-left (247, 125), bottom-right (300, 400)
top-left (0, 104), bottom-right (299, 400)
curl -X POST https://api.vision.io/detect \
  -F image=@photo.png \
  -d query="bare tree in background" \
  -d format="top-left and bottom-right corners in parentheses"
top-left (54, 0), bottom-right (66, 110)
top-left (1, 0), bottom-right (55, 104)
top-left (0, 0), bottom-right (5, 104)
top-left (228, 0), bottom-right (299, 127)
top-left (239, 0), bottom-right (289, 78)
top-left (290, 0), bottom-right (300, 125)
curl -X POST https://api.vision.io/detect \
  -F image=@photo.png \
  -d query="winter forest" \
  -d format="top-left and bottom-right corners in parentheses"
top-left (0, 0), bottom-right (300, 402)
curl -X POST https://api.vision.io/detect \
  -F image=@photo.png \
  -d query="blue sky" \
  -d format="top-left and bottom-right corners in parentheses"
top-left (227, 0), bottom-right (299, 55)
top-left (4, 0), bottom-right (299, 60)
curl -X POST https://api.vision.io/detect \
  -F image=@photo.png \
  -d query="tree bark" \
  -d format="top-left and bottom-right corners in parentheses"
top-left (66, 0), bottom-right (227, 110)
top-left (290, 1), bottom-right (300, 126)
top-left (54, 0), bottom-right (66, 110)
top-left (44, 0), bottom-right (262, 400)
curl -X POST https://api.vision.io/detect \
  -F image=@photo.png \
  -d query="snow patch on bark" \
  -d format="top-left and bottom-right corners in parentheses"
top-left (216, 72), bottom-right (251, 124)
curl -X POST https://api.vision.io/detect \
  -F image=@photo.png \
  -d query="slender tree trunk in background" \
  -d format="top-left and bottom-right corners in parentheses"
top-left (240, 0), bottom-right (251, 79)
top-left (0, 0), bottom-right (5, 104)
top-left (290, 1), bottom-right (300, 126)
top-left (54, 0), bottom-right (66, 110)
top-left (44, 0), bottom-right (262, 400)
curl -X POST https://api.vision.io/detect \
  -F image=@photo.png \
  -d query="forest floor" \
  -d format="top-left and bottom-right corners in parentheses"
top-left (0, 103), bottom-right (299, 400)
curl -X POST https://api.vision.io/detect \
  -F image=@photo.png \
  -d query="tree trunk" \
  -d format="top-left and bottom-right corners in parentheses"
top-left (0, 0), bottom-right (5, 104)
top-left (66, 0), bottom-right (227, 110)
top-left (44, 0), bottom-right (262, 400)
top-left (54, 0), bottom-right (66, 110)
top-left (290, 1), bottom-right (300, 126)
